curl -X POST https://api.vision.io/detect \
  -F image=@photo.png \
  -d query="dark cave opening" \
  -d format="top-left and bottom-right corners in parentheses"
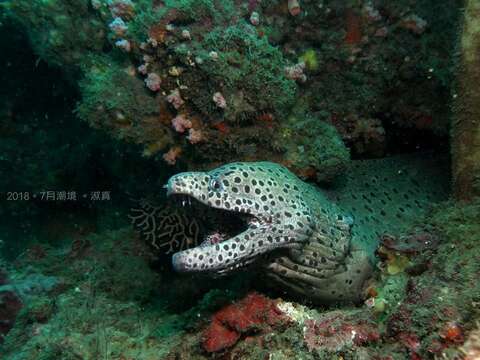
top-left (0, 18), bottom-right (173, 258)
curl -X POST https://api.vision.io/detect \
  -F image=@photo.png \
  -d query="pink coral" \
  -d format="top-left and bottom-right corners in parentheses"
top-left (187, 128), bottom-right (203, 144)
top-left (181, 29), bottom-right (191, 40)
top-left (145, 73), bottom-right (161, 92)
top-left (163, 147), bottom-right (181, 165)
top-left (137, 64), bottom-right (148, 75)
top-left (284, 62), bottom-right (307, 82)
top-left (363, 3), bottom-right (382, 22)
top-left (250, 12), bottom-right (260, 26)
top-left (171, 115), bottom-right (192, 133)
top-left (167, 89), bottom-right (185, 109)
top-left (212, 92), bottom-right (227, 109)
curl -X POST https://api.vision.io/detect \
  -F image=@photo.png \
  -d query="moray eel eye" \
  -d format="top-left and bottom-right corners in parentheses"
top-left (209, 178), bottom-right (222, 191)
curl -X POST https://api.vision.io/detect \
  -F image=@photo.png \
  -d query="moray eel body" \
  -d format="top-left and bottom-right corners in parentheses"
top-left (165, 155), bottom-right (448, 303)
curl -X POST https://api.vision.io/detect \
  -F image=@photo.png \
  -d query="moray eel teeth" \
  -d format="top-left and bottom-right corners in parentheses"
top-left (166, 162), bottom-right (314, 273)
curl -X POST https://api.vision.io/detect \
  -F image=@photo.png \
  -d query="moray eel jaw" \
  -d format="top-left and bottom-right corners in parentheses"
top-left (166, 163), bottom-right (314, 274)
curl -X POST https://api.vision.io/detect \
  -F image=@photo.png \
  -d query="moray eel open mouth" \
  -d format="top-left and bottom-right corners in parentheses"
top-left (168, 193), bottom-right (265, 273)
top-left (173, 193), bottom-right (258, 241)
top-left (166, 162), bottom-right (314, 274)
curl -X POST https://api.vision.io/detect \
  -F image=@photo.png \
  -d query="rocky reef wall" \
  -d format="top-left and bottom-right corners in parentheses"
top-left (2, 0), bottom-right (459, 183)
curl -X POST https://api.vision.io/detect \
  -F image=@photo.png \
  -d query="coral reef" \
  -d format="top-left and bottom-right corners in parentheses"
top-left (76, 55), bottom-right (174, 157)
top-left (0, 224), bottom-right (255, 359)
top-left (3, 0), bottom-right (458, 178)
top-left (2, 1), bottom-right (478, 359)
top-left (0, 228), bottom-right (172, 358)
top-left (165, 200), bottom-right (480, 359)
top-left (1, 199), bottom-right (479, 359)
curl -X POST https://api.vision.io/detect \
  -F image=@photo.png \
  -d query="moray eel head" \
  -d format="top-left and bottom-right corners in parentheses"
top-left (166, 162), bottom-right (314, 274)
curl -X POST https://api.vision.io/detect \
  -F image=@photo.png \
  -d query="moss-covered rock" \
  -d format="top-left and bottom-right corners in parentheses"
top-left (77, 56), bottom-right (174, 155)
top-left (5, 0), bottom-right (107, 70)
top-left (277, 113), bottom-right (350, 183)
top-left (177, 22), bottom-right (297, 122)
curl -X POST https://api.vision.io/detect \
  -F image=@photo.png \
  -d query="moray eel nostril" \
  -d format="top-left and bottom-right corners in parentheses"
top-left (163, 156), bottom-right (448, 303)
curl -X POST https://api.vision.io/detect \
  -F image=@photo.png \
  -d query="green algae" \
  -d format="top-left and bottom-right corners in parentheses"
top-left (77, 56), bottom-right (158, 128)
top-left (1, 169), bottom-right (478, 360)
top-left (75, 55), bottom-right (173, 152)
top-left (0, 225), bottom-right (253, 359)
top-left (280, 112), bottom-right (350, 182)
top-left (178, 22), bottom-right (297, 121)
top-left (5, 0), bottom-right (106, 69)
top-left (128, 0), bottom-right (237, 42)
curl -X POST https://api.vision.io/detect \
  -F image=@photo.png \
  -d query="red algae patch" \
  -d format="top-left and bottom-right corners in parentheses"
top-left (202, 292), bottom-right (289, 353)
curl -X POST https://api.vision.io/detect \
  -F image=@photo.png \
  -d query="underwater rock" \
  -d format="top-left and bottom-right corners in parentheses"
top-left (461, 325), bottom-right (480, 360)
top-left (201, 292), bottom-right (289, 353)
top-left (279, 114), bottom-right (350, 182)
top-left (5, 0), bottom-right (107, 69)
top-left (379, 231), bottom-right (440, 255)
top-left (0, 274), bottom-right (60, 302)
top-left (303, 311), bottom-right (380, 353)
top-left (0, 290), bottom-right (22, 343)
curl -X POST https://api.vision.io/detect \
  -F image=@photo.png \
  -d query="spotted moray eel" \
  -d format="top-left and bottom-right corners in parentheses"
top-left (166, 155), bottom-right (448, 303)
